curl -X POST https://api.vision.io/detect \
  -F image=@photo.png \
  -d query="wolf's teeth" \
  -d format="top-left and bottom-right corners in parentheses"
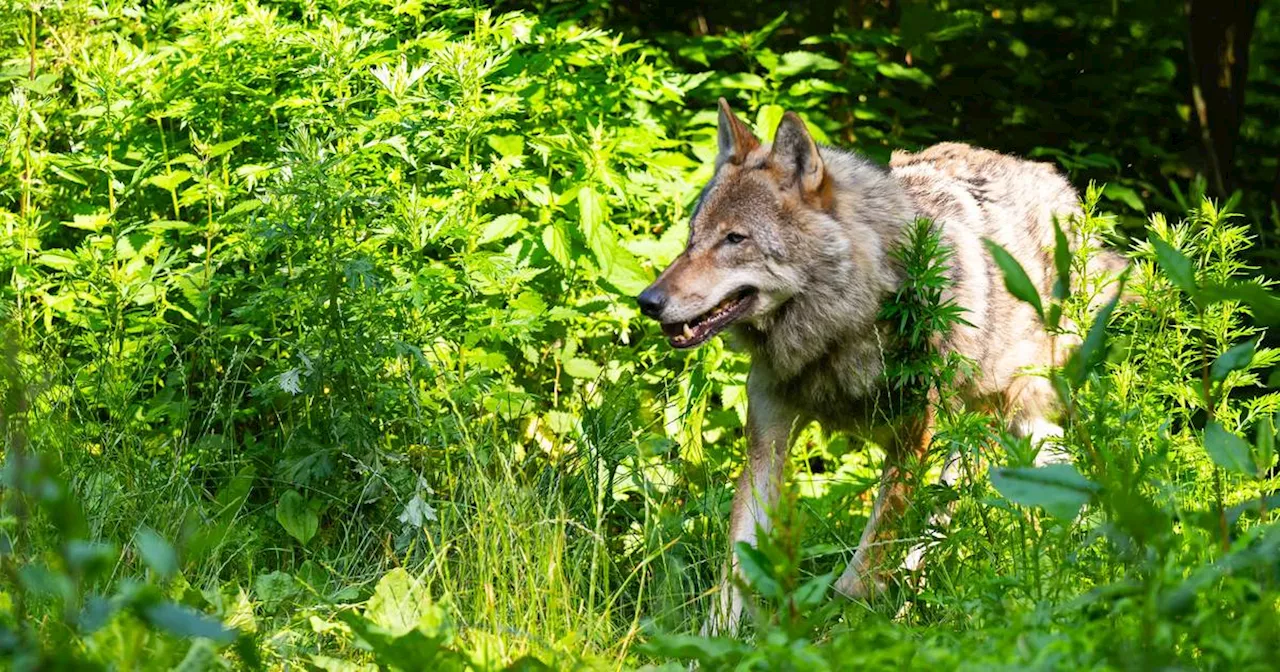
top-left (683, 324), bottom-right (695, 339)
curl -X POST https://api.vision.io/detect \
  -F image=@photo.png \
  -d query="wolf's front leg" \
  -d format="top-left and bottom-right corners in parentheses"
top-left (701, 384), bottom-right (796, 637)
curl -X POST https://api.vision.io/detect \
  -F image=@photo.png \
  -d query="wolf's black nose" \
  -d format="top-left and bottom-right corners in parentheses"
top-left (637, 287), bottom-right (666, 319)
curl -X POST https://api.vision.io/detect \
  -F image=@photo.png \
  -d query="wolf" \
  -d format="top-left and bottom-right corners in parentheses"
top-left (636, 99), bottom-right (1124, 634)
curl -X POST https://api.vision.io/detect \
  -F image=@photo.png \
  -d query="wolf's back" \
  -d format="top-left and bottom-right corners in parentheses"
top-left (887, 142), bottom-right (1125, 393)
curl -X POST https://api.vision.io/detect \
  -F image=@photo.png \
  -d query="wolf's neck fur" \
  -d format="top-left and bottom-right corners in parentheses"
top-left (735, 146), bottom-right (916, 390)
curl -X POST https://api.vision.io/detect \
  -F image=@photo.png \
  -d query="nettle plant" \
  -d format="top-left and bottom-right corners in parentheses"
top-left (0, 1), bottom-right (723, 539)
top-left (980, 193), bottom-right (1280, 664)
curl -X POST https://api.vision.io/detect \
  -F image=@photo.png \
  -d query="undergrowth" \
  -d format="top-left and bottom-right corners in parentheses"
top-left (2, 0), bottom-right (1280, 670)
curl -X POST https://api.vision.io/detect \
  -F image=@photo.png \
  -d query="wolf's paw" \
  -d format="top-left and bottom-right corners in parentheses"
top-left (833, 568), bottom-right (888, 600)
top-left (1022, 419), bottom-right (1069, 466)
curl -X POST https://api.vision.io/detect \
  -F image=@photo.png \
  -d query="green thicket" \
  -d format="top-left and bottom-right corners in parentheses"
top-left (2, 0), bottom-right (1280, 669)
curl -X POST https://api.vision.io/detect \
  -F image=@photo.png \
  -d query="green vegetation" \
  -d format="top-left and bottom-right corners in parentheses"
top-left (2, 0), bottom-right (1280, 669)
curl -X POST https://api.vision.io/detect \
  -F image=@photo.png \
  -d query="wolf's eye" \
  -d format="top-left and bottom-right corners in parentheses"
top-left (724, 232), bottom-right (747, 244)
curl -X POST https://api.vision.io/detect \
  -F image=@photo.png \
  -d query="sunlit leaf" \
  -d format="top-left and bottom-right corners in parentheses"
top-left (1149, 235), bottom-right (1198, 297)
top-left (478, 214), bottom-right (528, 245)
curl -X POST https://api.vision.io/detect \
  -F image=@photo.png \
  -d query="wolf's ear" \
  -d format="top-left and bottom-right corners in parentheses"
top-left (717, 98), bottom-right (760, 167)
top-left (769, 112), bottom-right (825, 194)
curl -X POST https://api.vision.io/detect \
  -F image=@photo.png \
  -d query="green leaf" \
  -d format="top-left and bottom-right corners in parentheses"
top-left (754, 104), bottom-right (785, 140)
top-left (64, 212), bottom-right (110, 231)
top-left (983, 240), bottom-right (1043, 320)
top-left (1200, 282), bottom-right (1280, 325)
top-left (254, 571), bottom-right (299, 612)
top-left (338, 611), bottom-right (463, 669)
top-left (576, 186), bottom-right (651, 294)
top-left (276, 490), bottom-right (318, 545)
top-left (1204, 421), bottom-right (1255, 477)
top-left (578, 186), bottom-right (610, 259)
top-left (136, 527), bottom-right (178, 579)
top-left (1149, 235), bottom-right (1198, 297)
top-left (201, 136), bottom-right (247, 158)
top-left (989, 464), bottom-right (1098, 519)
top-left (486, 134), bottom-right (524, 160)
top-left (37, 251), bottom-right (80, 271)
top-left (562, 357), bottom-right (601, 379)
top-left (1065, 269), bottom-right (1127, 385)
top-left (876, 62), bottom-right (934, 86)
top-left (733, 542), bottom-right (781, 600)
top-left (791, 570), bottom-right (834, 610)
top-left (718, 73), bottom-right (767, 91)
top-left (1210, 339), bottom-right (1257, 383)
top-left (142, 602), bottom-right (236, 644)
top-left (147, 170), bottom-right (192, 192)
top-left (772, 50), bottom-right (841, 78)
top-left (601, 249), bottom-right (652, 295)
top-left (64, 540), bottom-right (117, 580)
top-left (1256, 415), bottom-right (1276, 476)
top-left (478, 214), bottom-right (528, 245)
top-left (541, 223), bottom-right (571, 268)
top-left (1052, 218), bottom-right (1071, 301)
top-left (175, 640), bottom-right (218, 672)
top-left (1160, 524), bottom-right (1280, 616)
top-left (1102, 183), bottom-right (1145, 212)
top-left (637, 633), bottom-right (746, 665)
top-left (364, 567), bottom-right (445, 638)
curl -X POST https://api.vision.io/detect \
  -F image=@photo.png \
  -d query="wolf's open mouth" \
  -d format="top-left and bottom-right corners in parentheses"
top-left (662, 288), bottom-right (757, 349)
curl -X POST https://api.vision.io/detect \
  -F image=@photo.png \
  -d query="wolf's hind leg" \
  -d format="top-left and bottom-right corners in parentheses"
top-left (834, 408), bottom-right (935, 599)
top-left (1008, 374), bottom-right (1068, 465)
top-left (834, 469), bottom-right (905, 599)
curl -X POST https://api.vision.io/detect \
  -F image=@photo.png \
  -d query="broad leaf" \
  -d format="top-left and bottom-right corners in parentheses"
top-left (1257, 414), bottom-right (1276, 475)
top-left (338, 611), bottom-right (462, 669)
top-left (989, 463), bottom-right (1098, 519)
top-left (1210, 339), bottom-right (1256, 383)
top-left (1149, 235), bottom-right (1197, 297)
top-left (562, 357), bottom-right (601, 379)
top-left (1204, 421), bottom-right (1255, 477)
top-left (790, 570), bottom-right (835, 610)
top-left (1052, 218), bottom-right (1071, 301)
top-left (136, 527), bottom-right (178, 579)
top-left (984, 240), bottom-right (1043, 320)
top-left (541, 223), bottom-right (571, 268)
top-left (637, 632), bottom-right (746, 665)
top-left (478, 214), bottom-right (528, 245)
top-left (1066, 269), bottom-right (1127, 385)
top-left (733, 542), bottom-right (781, 600)
top-left (276, 490), bottom-right (318, 545)
top-left (1102, 183), bottom-right (1145, 212)
top-left (754, 104), bottom-right (785, 140)
top-left (365, 567), bottom-right (444, 638)
top-left (142, 602), bottom-right (236, 644)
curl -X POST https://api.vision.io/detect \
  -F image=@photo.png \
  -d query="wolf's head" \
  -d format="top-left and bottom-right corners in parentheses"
top-left (637, 100), bottom-right (834, 349)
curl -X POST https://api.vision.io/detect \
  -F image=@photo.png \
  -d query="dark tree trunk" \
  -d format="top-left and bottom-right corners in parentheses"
top-left (1185, 0), bottom-right (1262, 198)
